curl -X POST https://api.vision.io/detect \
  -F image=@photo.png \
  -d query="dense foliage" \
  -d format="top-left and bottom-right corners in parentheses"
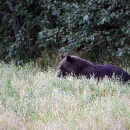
top-left (0, 0), bottom-right (130, 65)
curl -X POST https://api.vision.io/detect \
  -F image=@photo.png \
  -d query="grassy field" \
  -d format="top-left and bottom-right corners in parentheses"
top-left (0, 62), bottom-right (130, 130)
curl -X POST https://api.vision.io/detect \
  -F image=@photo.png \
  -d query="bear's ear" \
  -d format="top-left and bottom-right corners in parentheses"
top-left (66, 55), bottom-right (73, 63)
top-left (60, 54), bottom-right (66, 59)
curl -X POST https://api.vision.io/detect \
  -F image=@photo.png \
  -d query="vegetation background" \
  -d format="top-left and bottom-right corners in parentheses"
top-left (0, 0), bottom-right (130, 67)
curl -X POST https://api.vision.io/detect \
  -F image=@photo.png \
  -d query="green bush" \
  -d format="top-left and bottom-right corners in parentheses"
top-left (0, 0), bottom-right (130, 65)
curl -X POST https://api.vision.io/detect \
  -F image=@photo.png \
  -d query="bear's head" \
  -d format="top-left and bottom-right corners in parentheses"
top-left (57, 54), bottom-right (83, 78)
top-left (57, 54), bottom-right (96, 78)
top-left (57, 54), bottom-right (73, 77)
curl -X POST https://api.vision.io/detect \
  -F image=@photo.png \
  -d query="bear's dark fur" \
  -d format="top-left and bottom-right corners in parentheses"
top-left (57, 54), bottom-right (130, 83)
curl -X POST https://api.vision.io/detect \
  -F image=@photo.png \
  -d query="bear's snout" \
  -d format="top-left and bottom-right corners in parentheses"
top-left (57, 71), bottom-right (61, 77)
top-left (57, 70), bottom-right (68, 78)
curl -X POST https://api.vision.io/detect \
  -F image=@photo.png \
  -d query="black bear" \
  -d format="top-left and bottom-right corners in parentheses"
top-left (57, 54), bottom-right (130, 83)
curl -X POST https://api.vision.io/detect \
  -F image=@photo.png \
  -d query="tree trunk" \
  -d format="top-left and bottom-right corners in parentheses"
top-left (8, 1), bottom-right (21, 37)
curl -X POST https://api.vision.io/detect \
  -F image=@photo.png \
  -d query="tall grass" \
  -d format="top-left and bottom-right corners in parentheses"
top-left (0, 62), bottom-right (130, 130)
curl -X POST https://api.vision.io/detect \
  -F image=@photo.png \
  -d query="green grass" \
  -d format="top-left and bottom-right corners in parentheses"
top-left (0, 62), bottom-right (130, 130)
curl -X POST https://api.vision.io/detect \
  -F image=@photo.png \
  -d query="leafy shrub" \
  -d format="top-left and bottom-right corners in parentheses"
top-left (0, 0), bottom-right (130, 66)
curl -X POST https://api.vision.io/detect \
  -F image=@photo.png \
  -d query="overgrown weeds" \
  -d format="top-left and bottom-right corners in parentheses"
top-left (0, 63), bottom-right (130, 130)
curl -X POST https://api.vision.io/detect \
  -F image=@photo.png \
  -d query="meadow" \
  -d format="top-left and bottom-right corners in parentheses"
top-left (0, 62), bottom-right (130, 130)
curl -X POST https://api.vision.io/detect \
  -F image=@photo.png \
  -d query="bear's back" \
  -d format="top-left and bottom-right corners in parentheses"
top-left (95, 65), bottom-right (130, 82)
